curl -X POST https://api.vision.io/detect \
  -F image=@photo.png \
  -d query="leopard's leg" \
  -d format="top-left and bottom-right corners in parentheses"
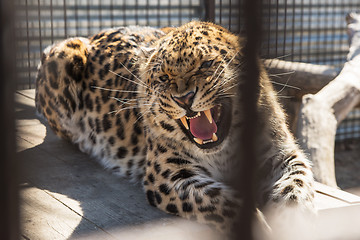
top-left (144, 170), bottom-right (241, 233)
top-left (269, 150), bottom-right (315, 211)
top-left (142, 151), bottom-right (243, 233)
top-left (256, 147), bottom-right (316, 238)
top-left (260, 151), bottom-right (316, 239)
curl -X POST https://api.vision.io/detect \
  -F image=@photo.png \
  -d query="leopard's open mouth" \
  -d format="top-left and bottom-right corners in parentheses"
top-left (176, 98), bottom-right (232, 149)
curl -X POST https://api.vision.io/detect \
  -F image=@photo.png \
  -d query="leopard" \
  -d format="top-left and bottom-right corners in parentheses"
top-left (35, 21), bottom-right (315, 234)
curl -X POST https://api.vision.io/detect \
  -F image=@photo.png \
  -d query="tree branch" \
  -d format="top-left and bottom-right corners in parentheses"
top-left (296, 12), bottom-right (360, 187)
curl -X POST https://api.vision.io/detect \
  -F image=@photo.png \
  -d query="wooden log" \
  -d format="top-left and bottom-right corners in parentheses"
top-left (263, 59), bottom-right (340, 133)
top-left (264, 59), bottom-right (339, 99)
top-left (296, 12), bottom-right (360, 187)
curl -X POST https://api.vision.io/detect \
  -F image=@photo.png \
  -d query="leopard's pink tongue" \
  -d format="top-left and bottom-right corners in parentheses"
top-left (189, 112), bottom-right (217, 140)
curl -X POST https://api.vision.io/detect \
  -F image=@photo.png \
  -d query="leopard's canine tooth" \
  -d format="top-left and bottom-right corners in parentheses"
top-left (212, 133), bottom-right (218, 142)
top-left (203, 109), bottom-right (212, 124)
top-left (180, 116), bottom-right (189, 130)
top-left (193, 138), bottom-right (203, 145)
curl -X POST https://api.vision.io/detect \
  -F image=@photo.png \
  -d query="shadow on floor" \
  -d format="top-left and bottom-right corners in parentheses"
top-left (335, 140), bottom-right (360, 192)
top-left (16, 98), bottom-right (170, 239)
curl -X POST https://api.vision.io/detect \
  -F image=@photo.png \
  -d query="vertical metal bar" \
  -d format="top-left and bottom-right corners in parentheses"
top-left (204, 0), bottom-right (215, 22)
top-left (329, 0), bottom-right (336, 65)
top-left (63, 0), bottom-right (68, 37)
top-left (267, 0), bottom-right (271, 58)
top-left (229, 0), bottom-right (232, 31)
top-left (123, 0), bottom-right (127, 26)
top-left (50, 0), bottom-right (54, 43)
top-left (275, 0), bottom-right (279, 58)
top-left (328, 1), bottom-right (332, 63)
top-left (110, 0), bottom-right (114, 28)
top-left (219, 0), bottom-right (223, 25)
top-left (37, 0), bottom-right (43, 57)
top-left (315, 3), bottom-right (321, 63)
top-left (179, 0), bottom-right (182, 25)
top-left (87, 0), bottom-right (91, 35)
top-left (135, 0), bottom-right (139, 25)
top-left (189, 0), bottom-right (193, 21)
top-left (75, 0), bottom-right (79, 36)
top-left (157, 0), bottom-right (160, 27)
top-left (146, 0), bottom-right (150, 26)
top-left (342, 1), bottom-right (348, 64)
top-left (99, 0), bottom-right (102, 31)
top-left (307, 0), bottom-right (311, 63)
top-left (283, 0), bottom-right (287, 59)
top-left (299, 0), bottom-right (304, 61)
top-left (0, 0), bottom-right (18, 238)
top-left (323, 2), bottom-right (329, 65)
top-left (168, 0), bottom-right (171, 26)
top-left (25, 0), bottom-right (31, 88)
top-left (291, 0), bottom-right (295, 61)
top-left (235, 0), bottom-right (261, 238)
top-left (236, 0), bottom-right (240, 33)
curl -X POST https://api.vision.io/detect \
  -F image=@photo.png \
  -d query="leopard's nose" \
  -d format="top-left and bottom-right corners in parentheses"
top-left (172, 91), bottom-right (195, 108)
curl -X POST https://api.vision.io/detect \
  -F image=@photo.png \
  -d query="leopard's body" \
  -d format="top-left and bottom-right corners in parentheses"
top-left (35, 21), bottom-right (315, 233)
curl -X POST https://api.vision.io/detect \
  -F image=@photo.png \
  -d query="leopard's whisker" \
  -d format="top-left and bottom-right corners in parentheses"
top-left (117, 61), bottom-right (147, 85)
top-left (112, 98), bottom-right (154, 107)
top-left (138, 66), bottom-right (155, 78)
top-left (133, 109), bottom-right (153, 124)
top-left (110, 105), bottom-right (145, 115)
top-left (151, 112), bottom-right (163, 122)
top-left (211, 56), bottom-right (236, 87)
top-left (215, 73), bottom-right (239, 89)
top-left (270, 79), bottom-right (301, 92)
top-left (277, 95), bottom-right (294, 99)
top-left (92, 86), bottom-right (151, 96)
top-left (108, 70), bottom-right (147, 89)
top-left (210, 52), bottom-right (239, 91)
top-left (268, 70), bottom-right (295, 78)
top-left (109, 97), bottom-right (137, 105)
top-left (274, 53), bottom-right (293, 59)
top-left (208, 51), bottom-right (230, 85)
top-left (217, 93), bottom-right (237, 98)
top-left (108, 70), bottom-right (160, 95)
top-left (213, 71), bottom-right (240, 91)
top-left (109, 96), bottom-right (156, 109)
top-left (218, 82), bottom-right (240, 93)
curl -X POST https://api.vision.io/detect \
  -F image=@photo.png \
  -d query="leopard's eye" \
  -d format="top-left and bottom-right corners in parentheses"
top-left (200, 60), bottom-right (214, 69)
top-left (159, 74), bottom-right (169, 82)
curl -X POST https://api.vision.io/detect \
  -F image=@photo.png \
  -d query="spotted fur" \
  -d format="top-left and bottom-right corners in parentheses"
top-left (35, 22), bottom-right (315, 233)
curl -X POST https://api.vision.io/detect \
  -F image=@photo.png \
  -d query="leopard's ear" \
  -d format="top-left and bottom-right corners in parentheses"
top-left (160, 27), bottom-right (176, 34)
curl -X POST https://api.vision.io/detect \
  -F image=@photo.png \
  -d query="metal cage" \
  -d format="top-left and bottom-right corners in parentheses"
top-left (15, 1), bottom-right (360, 138)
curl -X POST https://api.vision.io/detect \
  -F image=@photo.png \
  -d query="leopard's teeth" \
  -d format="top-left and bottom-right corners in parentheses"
top-left (212, 133), bottom-right (218, 142)
top-left (203, 109), bottom-right (212, 124)
top-left (180, 116), bottom-right (189, 130)
top-left (193, 138), bottom-right (203, 145)
top-left (186, 112), bottom-right (201, 120)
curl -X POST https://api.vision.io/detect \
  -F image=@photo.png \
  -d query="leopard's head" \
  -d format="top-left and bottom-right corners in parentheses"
top-left (140, 21), bottom-right (243, 150)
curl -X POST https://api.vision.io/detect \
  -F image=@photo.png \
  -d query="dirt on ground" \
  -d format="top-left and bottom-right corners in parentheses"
top-left (335, 140), bottom-right (360, 196)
